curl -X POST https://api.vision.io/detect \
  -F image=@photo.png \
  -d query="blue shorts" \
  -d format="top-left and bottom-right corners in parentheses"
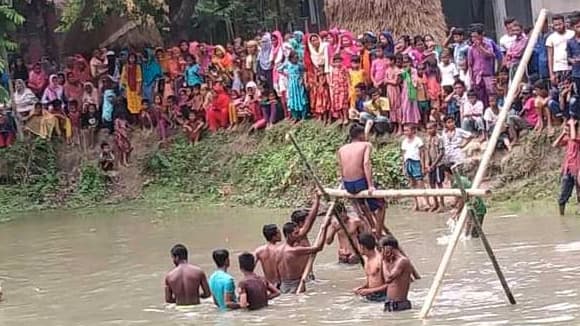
top-left (343, 178), bottom-right (384, 212)
top-left (405, 159), bottom-right (423, 181)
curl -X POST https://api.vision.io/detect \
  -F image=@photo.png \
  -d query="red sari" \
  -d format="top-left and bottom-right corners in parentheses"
top-left (206, 85), bottom-right (230, 132)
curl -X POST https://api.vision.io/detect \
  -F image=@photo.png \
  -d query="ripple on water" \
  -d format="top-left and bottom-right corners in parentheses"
top-left (555, 241), bottom-right (580, 252)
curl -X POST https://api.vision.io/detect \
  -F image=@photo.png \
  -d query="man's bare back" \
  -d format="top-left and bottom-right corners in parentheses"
top-left (165, 263), bottom-right (210, 305)
top-left (338, 142), bottom-right (372, 181)
top-left (254, 243), bottom-right (281, 286)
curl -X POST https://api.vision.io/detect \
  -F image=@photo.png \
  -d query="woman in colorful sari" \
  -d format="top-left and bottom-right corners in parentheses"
top-left (142, 48), bottom-right (163, 103)
top-left (270, 31), bottom-right (284, 93)
top-left (258, 33), bottom-right (273, 89)
top-left (41, 74), bottom-right (64, 104)
top-left (212, 45), bottom-right (234, 84)
top-left (306, 33), bottom-right (330, 123)
top-left (27, 63), bottom-right (47, 97)
top-left (339, 32), bottom-right (359, 69)
top-left (206, 83), bottom-right (230, 132)
top-left (400, 55), bottom-right (421, 126)
top-left (13, 79), bottom-right (38, 117)
top-left (120, 53), bottom-right (143, 116)
top-left (279, 51), bottom-right (308, 122)
top-left (64, 71), bottom-right (83, 104)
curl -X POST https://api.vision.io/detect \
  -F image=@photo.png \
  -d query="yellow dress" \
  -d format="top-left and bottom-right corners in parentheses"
top-left (349, 69), bottom-right (364, 108)
top-left (121, 66), bottom-right (143, 114)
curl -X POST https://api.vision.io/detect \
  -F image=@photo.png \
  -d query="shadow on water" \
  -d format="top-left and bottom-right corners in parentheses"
top-left (0, 204), bottom-right (580, 325)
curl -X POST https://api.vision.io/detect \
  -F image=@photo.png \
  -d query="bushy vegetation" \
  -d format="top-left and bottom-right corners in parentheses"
top-left (145, 121), bottom-right (406, 207)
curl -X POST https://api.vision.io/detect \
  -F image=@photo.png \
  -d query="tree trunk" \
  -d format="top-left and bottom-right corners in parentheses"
top-left (169, 0), bottom-right (198, 42)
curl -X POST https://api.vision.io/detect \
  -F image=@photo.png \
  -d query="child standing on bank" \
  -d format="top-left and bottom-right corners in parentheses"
top-left (553, 122), bottom-right (580, 216)
top-left (401, 124), bottom-right (427, 211)
top-left (425, 122), bottom-right (446, 212)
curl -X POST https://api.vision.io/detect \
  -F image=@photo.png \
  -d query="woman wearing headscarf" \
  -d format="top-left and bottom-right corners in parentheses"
top-left (257, 33), bottom-right (274, 89)
top-left (206, 83), bottom-right (230, 132)
top-left (306, 33), bottom-right (330, 122)
top-left (339, 31), bottom-right (358, 69)
top-left (278, 51), bottom-right (308, 122)
top-left (41, 74), bottom-right (64, 104)
top-left (27, 62), bottom-right (47, 97)
top-left (120, 53), bottom-right (143, 116)
top-left (142, 48), bottom-right (163, 103)
top-left (82, 82), bottom-right (100, 109)
top-left (13, 79), bottom-right (38, 117)
top-left (212, 45), bottom-right (234, 84)
top-left (244, 40), bottom-right (259, 84)
top-left (270, 31), bottom-right (284, 94)
top-left (72, 54), bottom-right (92, 84)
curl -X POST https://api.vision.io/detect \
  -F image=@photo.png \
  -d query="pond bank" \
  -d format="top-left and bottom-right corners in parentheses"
top-left (0, 121), bottom-right (565, 217)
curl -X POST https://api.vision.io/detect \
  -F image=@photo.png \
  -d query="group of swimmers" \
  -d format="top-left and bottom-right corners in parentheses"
top-left (164, 123), bottom-right (418, 312)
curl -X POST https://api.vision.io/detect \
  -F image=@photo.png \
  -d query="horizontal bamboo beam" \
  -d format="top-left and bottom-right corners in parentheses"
top-left (324, 188), bottom-right (491, 198)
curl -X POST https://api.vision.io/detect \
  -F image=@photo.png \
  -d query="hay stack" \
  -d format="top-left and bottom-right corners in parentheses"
top-left (324, 0), bottom-right (447, 41)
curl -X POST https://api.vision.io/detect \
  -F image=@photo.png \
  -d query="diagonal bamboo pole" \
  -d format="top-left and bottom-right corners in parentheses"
top-left (419, 9), bottom-right (547, 319)
top-left (296, 184), bottom-right (345, 294)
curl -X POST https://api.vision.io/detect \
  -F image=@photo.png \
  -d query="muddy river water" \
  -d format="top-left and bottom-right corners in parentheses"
top-left (1, 204), bottom-right (580, 325)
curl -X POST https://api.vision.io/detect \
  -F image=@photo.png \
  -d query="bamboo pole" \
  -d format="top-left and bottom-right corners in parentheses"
top-left (324, 188), bottom-right (491, 198)
top-left (296, 185), bottom-right (346, 294)
top-left (419, 9), bottom-right (547, 319)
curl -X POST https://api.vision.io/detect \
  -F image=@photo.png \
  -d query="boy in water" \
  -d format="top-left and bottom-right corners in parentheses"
top-left (277, 221), bottom-right (329, 294)
top-left (425, 122), bottom-right (446, 211)
top-left (289, 193), bottom-right (321, 279)
top-left (254, 224), bottom-right (282, 287)
top-left (164, 244), bottom-right (211, 305)
top-left (338, 124), bottom-right (386, 239)
top-left (326, 202), bottom-right (369, 264)
top-left (401, 124), bottom-right (427, 211)
top-left (237, 252), bottom-right (280, 310)
top-left (353, 232), bottom-right (387, 302)
top-left (380, 235), bottom-right (414, 312)
top-left (208, 249), bottom-right (239, 310)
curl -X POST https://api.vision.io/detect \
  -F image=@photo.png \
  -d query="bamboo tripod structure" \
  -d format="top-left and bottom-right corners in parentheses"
top-left (418, 8), bottom-right (548, 318)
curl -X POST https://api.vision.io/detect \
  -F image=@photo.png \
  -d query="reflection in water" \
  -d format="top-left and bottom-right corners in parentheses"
top-left (0, 205), bottom-right (580, 325)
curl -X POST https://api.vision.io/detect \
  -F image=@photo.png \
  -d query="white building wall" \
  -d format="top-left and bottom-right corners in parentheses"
top-left (531, 0), bottom-right (578, 19)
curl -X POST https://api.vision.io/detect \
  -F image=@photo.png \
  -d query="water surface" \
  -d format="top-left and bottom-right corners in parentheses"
top-left (1, 204), bottom-right (579, 325)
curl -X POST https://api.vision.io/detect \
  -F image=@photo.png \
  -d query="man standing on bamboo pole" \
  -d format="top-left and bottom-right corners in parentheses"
top-left (337, 124), bottom-right (386, 239)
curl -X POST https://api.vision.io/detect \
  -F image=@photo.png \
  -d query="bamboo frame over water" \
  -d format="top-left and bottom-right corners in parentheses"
top-left (419, 8), bottom-right (548, 319)
top-left (324, 188), bottom-right (491, 198)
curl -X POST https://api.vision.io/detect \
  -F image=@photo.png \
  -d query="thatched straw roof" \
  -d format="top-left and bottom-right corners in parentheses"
top-left (324, 0), bottom-right (447, 41)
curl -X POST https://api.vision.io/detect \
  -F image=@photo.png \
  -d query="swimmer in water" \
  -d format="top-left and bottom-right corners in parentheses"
top-left (326, 202), bottom-right (368, 264)
top-left (289, 192), bottom-right (321, 280)
top-left (338, 124), bottom-right (386, 239)
top-left (380, 235), bottom-right (413, 312)
top-left (164, 244), bottom-right (211, 305)
top-left (277, 220), bottom-right (329, 294)
top-left (254, 224), bottom-right (282, 288)
top-left (353, 232), bottom-right (388, 302)
top-left (238, 252), bottom-right (280, 310)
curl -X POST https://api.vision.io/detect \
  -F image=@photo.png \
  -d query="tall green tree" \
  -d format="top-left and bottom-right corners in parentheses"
top-left (0, 3), bottom-right (25, 103)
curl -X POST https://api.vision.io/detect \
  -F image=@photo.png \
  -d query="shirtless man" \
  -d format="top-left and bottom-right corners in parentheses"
top-left (289, 193), bottom-right (321, 277)
top-left (254, 224), bottom-right (282, 287)
top-left (380, 235), bottom-right (413, 312)
top-left (277, 221), bottom-right (329, 294)
top-left (353, 232), bottom-right (388, 302)
top-left (238, 252), bottom-right (280, 310)
top-left (326, 202), bottom-right (368, 265)
top-left (338, 124), bottom-right (386, 238)
top-left (164, 244), bottom-right (211, 305)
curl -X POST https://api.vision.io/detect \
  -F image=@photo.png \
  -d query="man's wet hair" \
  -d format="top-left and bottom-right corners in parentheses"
top-left (262, 224), bottom-right (279, 241)
top-left (379, 234), bottom-right (399, 250)
top-left (358, 232), bottom-right (376, 250)
top-left (283, 222), bottom-right (297, 238)
top-left (171, 244), bottom-right (188, 260)
top-left (238, 252), bottom-right (256, 272)
top-left (291, 209), bottom-right (309, 225)
top-left (349, 123), bottom-right (365, 140)
top-left (212, 249), bottom-right (229, 268)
